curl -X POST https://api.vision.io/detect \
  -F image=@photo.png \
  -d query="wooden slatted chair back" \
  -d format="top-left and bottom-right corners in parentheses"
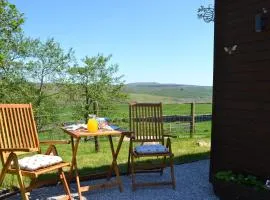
top-left (0, 104), bottom-right (72, 199)
top-left (129, 102), bottom-right (164, 143)
top-left (0, 104), bottom-right (40, 153)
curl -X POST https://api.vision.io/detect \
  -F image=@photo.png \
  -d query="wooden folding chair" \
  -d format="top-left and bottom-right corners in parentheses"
top-left (127, 102), bottom-right (176, 190)
top-left (0, 104), bottom-right (71, 200)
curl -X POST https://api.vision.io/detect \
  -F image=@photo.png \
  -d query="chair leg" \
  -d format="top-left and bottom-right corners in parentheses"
top-left (58, 168), bottom-right (72, 199)
top-left (0, 153), bottom-right (14, 186)
top-left (13, 154), bottom-right (29, 200)
top-left (0, 170), bottom-right (6, 188)
top-left (26, 178), bottom-right (38, 193)
top-left (160, 156), bottom-right (166, 175)
top-left (131, 153), bottom-right (136, 191)
top-left (169, 154), bottom-right (176, 190)
top-left (16, 170), bottom-right (29, 200)
top-left (127, 140), bottom-right (132, 175)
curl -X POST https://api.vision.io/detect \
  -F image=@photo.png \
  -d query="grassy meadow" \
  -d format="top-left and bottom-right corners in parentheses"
top-left (2, 136), bottom-right (211, 189)
top-left (1, 102), bottom-right (212, 190)
top-left (124, 83), bottom-right (212, 103)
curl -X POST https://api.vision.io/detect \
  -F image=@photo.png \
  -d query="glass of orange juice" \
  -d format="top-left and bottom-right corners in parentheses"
top-left (87, 115), bottom-right (98, 133)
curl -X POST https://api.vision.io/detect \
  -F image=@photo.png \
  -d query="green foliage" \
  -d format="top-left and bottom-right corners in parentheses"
top-left (0, 0), bottom-right (24, 64)
top-left (25, 38), bottom-right (74, 85)
top-left (215, 171), bottom-right (266, 190)
top-left (68, 54), bottom-right (127, 122)
top-left (0, 0), bottom-right (39, 104)
top-left (23, 38), bottom-right (75, 129)
top-left (34, 97), bottom-right (61, 131)
top-left (0, 0), bottom-right (33, 103)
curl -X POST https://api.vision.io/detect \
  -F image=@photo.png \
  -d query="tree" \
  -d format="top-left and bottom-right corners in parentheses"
top-left (24, 38), bottom-right (75, 129)
top-left (69, 54), bottom-right (126, 119)
top-left (0, 0), bottom-right (34, 103)
top-left (0, 0), bottom-right (24, 66)
top-left (68, 54), bottom-right (127, 151)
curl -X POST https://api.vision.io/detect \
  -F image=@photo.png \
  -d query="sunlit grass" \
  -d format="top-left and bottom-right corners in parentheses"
top-left (1, 117), bottom-right (212, 190)
top-left (1, 135), bottom-right (210, 190)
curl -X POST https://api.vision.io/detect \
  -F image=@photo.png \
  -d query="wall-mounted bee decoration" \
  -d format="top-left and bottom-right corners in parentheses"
top-left (224, 45), bottom-right (238, 55)
top-left (197, 5), bottom-right (215, 23)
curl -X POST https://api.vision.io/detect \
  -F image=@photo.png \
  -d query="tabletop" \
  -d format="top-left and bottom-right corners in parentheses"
top-left (61, 127), bottom-right (132, 138)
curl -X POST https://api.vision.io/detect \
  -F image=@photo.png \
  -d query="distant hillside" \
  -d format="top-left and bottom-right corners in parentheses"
top-left (124, 82), bottom-right (212, 103)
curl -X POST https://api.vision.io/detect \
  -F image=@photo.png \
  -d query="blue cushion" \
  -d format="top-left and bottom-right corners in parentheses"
top-left (135, 144), bottom-right (168, 154)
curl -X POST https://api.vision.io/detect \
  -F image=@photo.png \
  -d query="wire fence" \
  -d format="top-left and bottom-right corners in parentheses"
top-left (37, 103), bottom-right (212, 140)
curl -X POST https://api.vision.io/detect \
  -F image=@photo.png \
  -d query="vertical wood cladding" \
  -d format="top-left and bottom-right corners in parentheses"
top-left (210, 0), bottom-right (270, 180)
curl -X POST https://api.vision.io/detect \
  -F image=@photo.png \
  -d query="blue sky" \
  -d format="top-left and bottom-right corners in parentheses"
top-left (11, 0), bottom-right (214, 86)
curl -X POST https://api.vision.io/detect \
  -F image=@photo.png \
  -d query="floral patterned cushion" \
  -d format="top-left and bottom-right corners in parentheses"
top-left (18, 154), bottom-right (63, 171)
top-left (135, 144), bottom-right (168, 154)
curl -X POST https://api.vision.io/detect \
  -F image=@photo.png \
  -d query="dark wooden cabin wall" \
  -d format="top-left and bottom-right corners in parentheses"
top-left (210, 0), bottom-right (270, 179)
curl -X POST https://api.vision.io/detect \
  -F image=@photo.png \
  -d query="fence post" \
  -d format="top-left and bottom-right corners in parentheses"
top-left (190, 102), bottom-right (195, 138)
top-left (93, 101), bottom-right (99, 152)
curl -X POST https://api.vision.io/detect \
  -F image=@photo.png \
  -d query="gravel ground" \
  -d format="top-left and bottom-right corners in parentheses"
top-left (9, 160), bottom-right (219, 200)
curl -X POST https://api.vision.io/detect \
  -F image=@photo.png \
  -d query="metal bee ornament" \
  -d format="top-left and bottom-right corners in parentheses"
top-left (224, 45), bottom-right (238, 55)
top-left (197, 5), bottom-right (215, 23)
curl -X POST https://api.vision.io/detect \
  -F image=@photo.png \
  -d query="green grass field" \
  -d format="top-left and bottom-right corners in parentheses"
top-left (2, 136), bottom-right (211, 189)
top-left (1, 103), bottom-right (212, 190)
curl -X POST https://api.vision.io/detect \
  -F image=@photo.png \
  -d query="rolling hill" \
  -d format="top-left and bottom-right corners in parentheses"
top-left (124, 82), bottom-right (212, 103)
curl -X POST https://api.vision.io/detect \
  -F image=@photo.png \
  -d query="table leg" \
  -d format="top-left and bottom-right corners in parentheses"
top-left (69, 137), bottom-right (82, 199)
top-left (107, 135), bottom-right (124, 192)
top-left (127, 137), bottom-right (132, 175)
top-left (107, 134), bottom-right (124, 179)
top-left (69, 136), bottom-right (75, 178)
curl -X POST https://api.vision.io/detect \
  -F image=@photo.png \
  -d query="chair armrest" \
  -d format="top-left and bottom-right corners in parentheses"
top-left (163, 134), bottom-right (177, 138)
top-left (130, 132), bottom-right (135, 140)
top-left (40, 140), bottom-right (70, 145)
top-left (39, 140), bottom-right (70, 155)
top-left (125, 131), bottom-right (135, 140)
top-left (0, 148), bottom-right (38, 152)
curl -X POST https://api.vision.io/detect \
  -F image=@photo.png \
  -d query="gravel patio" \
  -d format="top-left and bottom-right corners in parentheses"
top-left (8, 159), bottom-right (218, 200)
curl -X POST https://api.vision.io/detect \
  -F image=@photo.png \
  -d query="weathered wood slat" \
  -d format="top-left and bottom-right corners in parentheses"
top-left (14, 108), bottom-right (23, 148)
top-left (0, 108), bottom-right (9, 149)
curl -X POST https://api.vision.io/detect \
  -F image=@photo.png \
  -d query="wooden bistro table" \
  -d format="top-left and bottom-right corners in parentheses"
top-left (62, 127), bottom-right (132, 199)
